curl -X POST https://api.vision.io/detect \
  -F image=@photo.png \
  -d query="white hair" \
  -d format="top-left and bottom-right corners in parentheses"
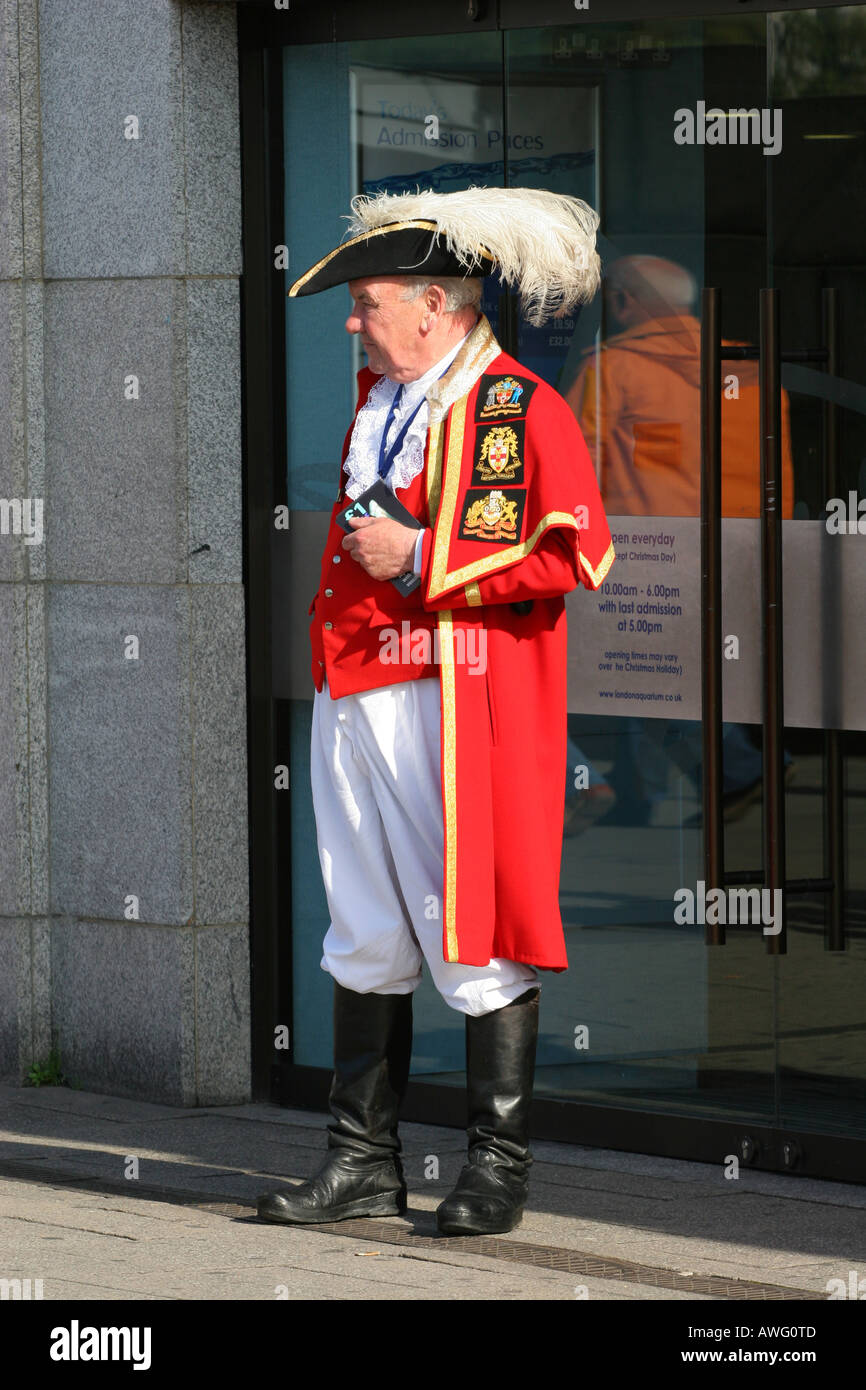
top-left (606, 256), bottom-right (697, 312)
top-left (347, 186), bottom-right (600, 326)
top-left (399, 276), bottom-right (483, 313)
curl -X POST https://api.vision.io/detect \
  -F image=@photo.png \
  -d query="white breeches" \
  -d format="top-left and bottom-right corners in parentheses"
top-left (311, 677), bottom-right (538, 1017)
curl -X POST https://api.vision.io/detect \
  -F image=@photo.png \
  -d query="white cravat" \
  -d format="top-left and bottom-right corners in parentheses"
top-left (342, 331), bottom-right (471, 574)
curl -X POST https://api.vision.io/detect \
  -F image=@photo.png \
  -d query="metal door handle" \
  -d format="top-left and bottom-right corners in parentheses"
top-left (700, 288), bottom-right (725, 945)
top-left (759, 289), bottom-right (787, 955)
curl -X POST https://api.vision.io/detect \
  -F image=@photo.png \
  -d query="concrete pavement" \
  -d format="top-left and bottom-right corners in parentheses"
top-left (1, 1083), bottom-right (864, 1301)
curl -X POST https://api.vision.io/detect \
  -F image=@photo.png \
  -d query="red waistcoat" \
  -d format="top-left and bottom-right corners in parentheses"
top-left (309, 372), bottom-right (442, 698)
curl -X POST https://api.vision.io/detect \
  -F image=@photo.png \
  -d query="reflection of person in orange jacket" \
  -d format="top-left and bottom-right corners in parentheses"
top-left (563, 255), bottom-right (795, 827)
top-left (564, 255), bottom-right (794, 519)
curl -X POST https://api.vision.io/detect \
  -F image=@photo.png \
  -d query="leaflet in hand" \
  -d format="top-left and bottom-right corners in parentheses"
top-left (335, 479), bottom-right (422, 596)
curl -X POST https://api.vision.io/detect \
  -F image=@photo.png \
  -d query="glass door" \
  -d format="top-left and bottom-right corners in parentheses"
top-left (503, 8), bottom-right (866, 1155)
top-left (765, 5), bottom-right (866, 1141)
top-left (506, 15), bottom-right (778, 1127)
top-left (275, 6), bottom-right (866, 1168)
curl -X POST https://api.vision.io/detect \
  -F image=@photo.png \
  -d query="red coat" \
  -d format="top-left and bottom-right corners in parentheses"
top-left (310, 316), bottom-right (614, 969)
top-left (310, 449), bottom-right (441, 697)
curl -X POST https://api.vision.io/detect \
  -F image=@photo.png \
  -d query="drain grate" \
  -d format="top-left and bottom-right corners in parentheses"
top-left (205, 1203), bottom-right (825, 1300)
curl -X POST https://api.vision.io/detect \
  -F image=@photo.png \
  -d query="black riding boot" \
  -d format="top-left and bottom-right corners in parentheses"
top-left (436, 985), bottom-right (539, 1236)
top-left (257, 983), bottom-right (412, 1225)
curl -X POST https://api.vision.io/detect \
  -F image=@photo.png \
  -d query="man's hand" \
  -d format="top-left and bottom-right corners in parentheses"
top-left (343, 515), bottom-right (419, 581)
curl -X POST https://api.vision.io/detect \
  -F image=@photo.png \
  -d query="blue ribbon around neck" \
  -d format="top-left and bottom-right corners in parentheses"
top-left (377, 366), bottom-right (451, 481)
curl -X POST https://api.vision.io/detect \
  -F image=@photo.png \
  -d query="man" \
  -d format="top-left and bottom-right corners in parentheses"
top-left (565, 253), bottom-right (795, 517)
top-left (256, 188), bottom-right (614, 1236)
top-left (564, 254), bottom-right (795, 826)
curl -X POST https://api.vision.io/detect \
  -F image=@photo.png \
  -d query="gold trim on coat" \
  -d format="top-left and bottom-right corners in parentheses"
top-left (425, 314), bottom-right (499, 523)
top-left (425, 419), bottom-right (445, 521)
top-left (429, 393), bottom-right (470, 595)
top-left (427, 317), bottom-right (503, 964)
top-left (438, 613), bottom-right (460, 963)
top-left (579, 539), bottom-right (616, 587)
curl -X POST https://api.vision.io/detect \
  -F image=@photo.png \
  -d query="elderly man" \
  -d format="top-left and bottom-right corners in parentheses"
top-left (256, 188), bottom-right (614, 1236)
top-left (565, 254), bottom-right (794, 518)
top-left (564, 253), bottom-right (795, 828)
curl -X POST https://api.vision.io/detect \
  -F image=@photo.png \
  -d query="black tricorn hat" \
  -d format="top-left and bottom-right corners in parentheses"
top-left (287, 219), bottom-right (496, 298)
top-left (287, 188), bottom-right (601, 324)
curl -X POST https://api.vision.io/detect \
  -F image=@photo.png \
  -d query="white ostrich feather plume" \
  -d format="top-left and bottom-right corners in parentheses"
top-left (346, 186), bottom-right (601, 326)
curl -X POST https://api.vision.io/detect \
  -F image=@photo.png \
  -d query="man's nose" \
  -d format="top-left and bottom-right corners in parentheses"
top-left (345, 313), bottom-right (361, 334)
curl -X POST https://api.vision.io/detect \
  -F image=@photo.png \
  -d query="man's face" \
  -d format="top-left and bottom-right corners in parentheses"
top-left (345, 277), bottom-right (427, 381)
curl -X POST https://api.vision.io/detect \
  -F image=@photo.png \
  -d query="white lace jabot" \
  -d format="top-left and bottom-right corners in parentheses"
top-left (342, 335), bottom-right (468, 500)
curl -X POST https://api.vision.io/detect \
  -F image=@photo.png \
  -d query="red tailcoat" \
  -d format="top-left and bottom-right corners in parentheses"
top-left (310, 316), bottom-right (615, 970)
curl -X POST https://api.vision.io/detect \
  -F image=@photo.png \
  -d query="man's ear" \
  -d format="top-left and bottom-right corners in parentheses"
top-left (425, 283), bottom-right (447, 321)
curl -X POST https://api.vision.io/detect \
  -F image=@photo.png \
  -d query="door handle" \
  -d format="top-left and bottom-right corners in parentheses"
top-left (700, 288), bottom-right (725, 946)
top-left (704, 291), bottom-right (844, 953)
top-left (759, 289), bottom-right (787, 955)
top-left (822, 289), bottom-right (846, 953)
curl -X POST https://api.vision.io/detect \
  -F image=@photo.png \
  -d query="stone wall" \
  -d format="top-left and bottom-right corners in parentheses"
top-left (0, 0), bottom-right (250, 1104)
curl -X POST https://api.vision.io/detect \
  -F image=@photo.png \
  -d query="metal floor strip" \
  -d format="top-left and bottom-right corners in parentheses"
top-left (203, 1203), bottom-right (824, 1300)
